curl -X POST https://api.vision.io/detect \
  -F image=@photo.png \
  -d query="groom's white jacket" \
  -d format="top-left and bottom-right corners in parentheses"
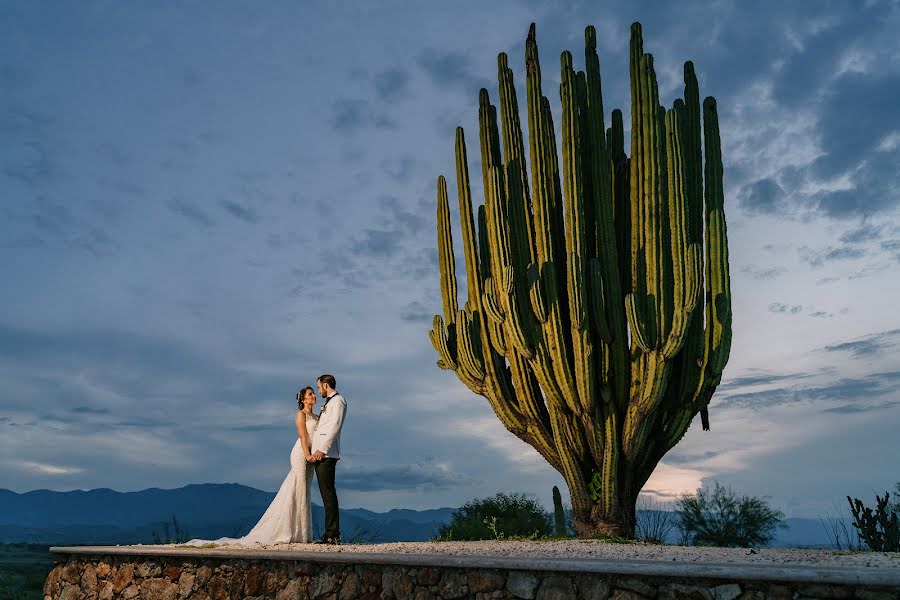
top-left (312, 392), bottom-right (346, 459)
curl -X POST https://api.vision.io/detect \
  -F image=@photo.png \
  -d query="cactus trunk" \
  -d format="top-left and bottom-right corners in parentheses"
top-left (430, 22), bottom-right (732, 539)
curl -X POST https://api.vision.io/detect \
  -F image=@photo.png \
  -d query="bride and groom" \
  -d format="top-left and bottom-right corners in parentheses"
top-left (185, 374), bottom-right (347, 546)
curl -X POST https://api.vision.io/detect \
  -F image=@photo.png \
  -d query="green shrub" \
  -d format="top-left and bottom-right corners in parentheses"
top-left (676, 481), bottom-right (786, 547)
top-left (435, 492), bottom-right (551, 541)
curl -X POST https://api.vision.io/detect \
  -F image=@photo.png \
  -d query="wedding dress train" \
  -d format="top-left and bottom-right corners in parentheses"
top-left (183, 413), bottom-right (317, 546)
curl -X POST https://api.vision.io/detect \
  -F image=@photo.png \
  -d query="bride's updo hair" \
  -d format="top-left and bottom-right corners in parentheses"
top-left (296, 386), bottom-right (314, 409)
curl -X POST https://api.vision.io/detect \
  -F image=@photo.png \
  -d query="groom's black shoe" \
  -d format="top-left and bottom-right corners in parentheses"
top-left (313, 536), bottom-right (340, 545)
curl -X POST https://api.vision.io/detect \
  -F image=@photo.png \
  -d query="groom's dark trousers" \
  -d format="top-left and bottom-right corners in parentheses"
top-left (315, 458), bottom-right (340, 540)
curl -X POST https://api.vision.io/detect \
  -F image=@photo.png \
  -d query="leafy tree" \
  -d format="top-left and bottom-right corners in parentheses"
top-left (676, 481), bottom-right (786, 547)
top-left (435, 492), bottom-right (551, 541)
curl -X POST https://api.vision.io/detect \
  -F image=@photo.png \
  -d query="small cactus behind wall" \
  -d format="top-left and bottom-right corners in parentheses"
top-left (553, 486), bottom-right (567, 537)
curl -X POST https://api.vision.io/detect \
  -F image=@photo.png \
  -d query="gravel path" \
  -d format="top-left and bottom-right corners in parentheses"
top-left (170, 540), bottom-right (900, 570)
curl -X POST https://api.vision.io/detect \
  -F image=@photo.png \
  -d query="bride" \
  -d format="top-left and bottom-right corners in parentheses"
top-left (183, 387), bottom-right (318, 546)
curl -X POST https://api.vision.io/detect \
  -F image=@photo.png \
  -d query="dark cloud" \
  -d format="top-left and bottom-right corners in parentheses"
top-left (768, 302), bottom-right (802, 314)
top-left (374, 67), bottom-right (410, 102)
top-left (881, 239), bottom-right (900, 261)
top-left (798, 245), bottom-right (866, 268)
top-left (416, 48), bottom-right (491, 95)
top-left (809, 310), bottom-right (833, 318)
top-left (661, 450), bottom-right (721, 465)
top-left (378, 195), bottom-right (427, 234)
top-left (400, 301), bottom-right (432, 322)
top-left (219, 200), bottom-right (260, 224)
top-left (329, 98), bottom-right (396, 132)
top-left (740, 265), bottom-right (786, 280)
top-left (716, 371), bottom-right (900, 411)
top-left (379, 156), bottom-right (416, 183)
top-left (229, 423), bottom-right (284, 433)
top-left (821, 401), bottom-right (900, 415)
top-left (69, 406), bottom-right (110, 415)
top-left (717, 371), bottom-right (812, 392)
top-left (839, 223), bottom-right (885, 244)
top-left (822, 329), bottom-right (900, 359)
top-left (167, 197), bottom-right (215, 228)
top-left (739, 178), bottom-right (783, 216)
top-left (351, 229), bottom-right (402, 257)
top-left (340, 462), bottom-right (473, 492)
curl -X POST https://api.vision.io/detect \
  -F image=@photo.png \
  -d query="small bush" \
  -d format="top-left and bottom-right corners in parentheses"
top-left (435, 492), bottom-right (551, 541)
top-left (635, 496), bottom-right (677, 544)
top-left (676, 481), bottom-right (786, 548)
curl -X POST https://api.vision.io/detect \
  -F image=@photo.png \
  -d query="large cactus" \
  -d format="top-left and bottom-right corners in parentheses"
top-left (429, 22), bottom-right (732, 538)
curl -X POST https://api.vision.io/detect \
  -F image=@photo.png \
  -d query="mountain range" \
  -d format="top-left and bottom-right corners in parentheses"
top-left (0, 484), bottom-right (843, 547)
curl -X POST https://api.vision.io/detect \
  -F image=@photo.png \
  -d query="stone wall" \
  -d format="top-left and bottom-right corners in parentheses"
top-left (44, 551), bottom-right (899, 600)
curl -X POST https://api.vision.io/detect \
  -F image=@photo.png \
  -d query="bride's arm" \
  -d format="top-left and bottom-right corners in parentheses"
top-left (296, 411), bottom-right (313, 460)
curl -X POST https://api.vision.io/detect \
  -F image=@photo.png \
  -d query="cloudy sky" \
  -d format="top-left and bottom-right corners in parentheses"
top-left (2, 1), bottom-right (898, 520)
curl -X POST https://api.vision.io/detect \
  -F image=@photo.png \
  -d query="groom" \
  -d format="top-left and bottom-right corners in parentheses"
top-left (310, 374), bottom-right (347, 545)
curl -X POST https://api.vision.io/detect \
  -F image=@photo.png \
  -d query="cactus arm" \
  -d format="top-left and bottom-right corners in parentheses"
top-left (436, 175), bottom-right (460, 325)
top-left (561, 50), bottom-right (597, 416)
top-left (588, 258), bottom-right (613, 343)
top-left (453, 130), bottom-right (486, 319)
top-left (660, 106), bottom-right (693, 359)
top-left (429, 315), bottom-right (457, 371)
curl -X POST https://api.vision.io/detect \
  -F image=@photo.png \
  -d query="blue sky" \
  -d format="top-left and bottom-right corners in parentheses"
top-left (1, 0), bottom-right (898, 519)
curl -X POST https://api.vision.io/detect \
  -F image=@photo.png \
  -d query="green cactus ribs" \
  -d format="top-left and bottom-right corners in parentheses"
top-left (429, 21), bottom-right (732, 539)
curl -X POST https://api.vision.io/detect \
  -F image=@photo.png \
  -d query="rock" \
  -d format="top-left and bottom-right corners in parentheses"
top-left (98, 581), bottom-right (114, 600)
top-left (44, 565), bottom-right (64, 596)
top-left (141, 578), bottom-right (179, 600)
top-left (468, 570), bottom-right (506, 593)
top-left (712, 585), bottom-right (742, 600)
top-left (507, 571), bottom-right (540, 599)
top-left (611, 590), bottom-right (651, 600)
top-left (537, 576), bottom-right (576, 600)
top-left (137, 562), bottom-right (162, 578)
top-left (59, 584), bottom-right (83, 600)
top-left (194, 566), bottom-right (213, 587)
top-left (121, 584), bottom-right (140, 599)
top-left (416, 567), bottom-right (441, 586)
top-left (438, 570), bottom-right (468, 599)
top-left (178, 571), bottom-right (195, 597)
top-left (618, 578), bottom-right (657, 598)
top-left (113, 564), bottom-right (135, 593)
top-left (275, 579), bottom-right (302, 600)
top-left (361, 566), bottom-right (382, 589)
top-left (243, 566), bottom-right (263, 596)
top-left (63, 563), bottom-right (81, 584)
top-left (414, 589), bottom-right (437, 600)
top-left (207, 575), bottom-right (229, 600)
top-left (382, 567), bottom-right (397, 598)
top-left (81, 565), bottom-right (98, 595)
top-left (309, 571), bottom-right (337, 599)
top-left (96, 562), bottom-right (111, 578)
top-left (765, 585), bottom-right (792, 600)
top-left (659, 583), bottom-right (713, 600)
top-left (796, 584), bottom-right (850, 599)
top-left (735, 592), bottom-right (764, 600)
top-left (393, 572), bottom-right (415, 599)
top-left (577, 578), bottom-right (611, 600)
top-left (163, 564), bottom-right (182, 581)
top-left (855, 590), bottom-right (897, 600)
top-left (339, 570), bottom-right (361, 600)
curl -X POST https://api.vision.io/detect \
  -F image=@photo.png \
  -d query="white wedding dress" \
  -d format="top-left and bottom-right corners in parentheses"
top-left (183, 412), bottom-right (317, 546)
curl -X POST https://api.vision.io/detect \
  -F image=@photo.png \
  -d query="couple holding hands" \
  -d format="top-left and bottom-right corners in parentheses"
top-left (186, 374), bottom-right (347, 546)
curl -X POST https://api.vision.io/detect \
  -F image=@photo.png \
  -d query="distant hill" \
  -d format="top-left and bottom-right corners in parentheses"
top-left (0, 484), bottom-right (455, 544)
top-left (0, 485), bottom-right (844, 547)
